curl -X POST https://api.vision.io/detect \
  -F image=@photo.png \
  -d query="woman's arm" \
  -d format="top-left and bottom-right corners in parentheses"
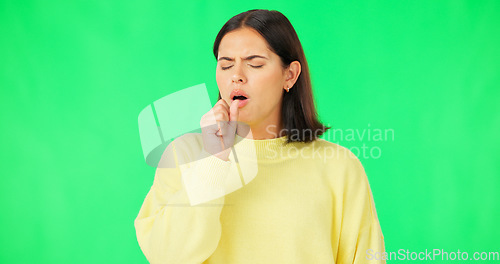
top-left (333, 151), bottom-right (386, 264)
top-left (134, 137), bottom-right (232, 264)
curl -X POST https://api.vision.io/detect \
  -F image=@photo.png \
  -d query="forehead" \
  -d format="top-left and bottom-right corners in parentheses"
top-left (218, 27), bottom-right (271, 57)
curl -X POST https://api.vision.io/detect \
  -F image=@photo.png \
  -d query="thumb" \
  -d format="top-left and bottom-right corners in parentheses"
top-left (229, 99), bottom-right (239, 122)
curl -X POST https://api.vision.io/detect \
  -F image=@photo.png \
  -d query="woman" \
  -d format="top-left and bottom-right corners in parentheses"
top-left (135, 9), bottom-right (386, 264)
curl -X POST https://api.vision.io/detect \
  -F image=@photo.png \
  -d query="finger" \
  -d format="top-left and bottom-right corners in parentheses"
top-left (216, 120), bottom-right (225, 136)
top-left (215, 122), bottom-right (222, 136)
top-left (214, 111), bottom-right (229, 122)
top-left (214, 104), bottom-right (229, 118)
top-left (229, 99), bottom-right (239, 122)
top-left (215, 99), bottom-right (230, 111)
top-left (219, 134), bottom-right (225, 150)
top-left (217, 98), bottom-right (230, 107)
top-left (216, 119), bottom-right (230, 135)
top-left (216, 99), bottom-right (229, 113)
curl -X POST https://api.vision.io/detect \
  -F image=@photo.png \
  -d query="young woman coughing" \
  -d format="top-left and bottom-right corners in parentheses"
top-left (135, 9), bottom-right (386, 264)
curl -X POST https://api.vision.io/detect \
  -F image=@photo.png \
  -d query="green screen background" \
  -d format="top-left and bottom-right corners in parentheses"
top-left (1, 0), bottom-right (499, 263)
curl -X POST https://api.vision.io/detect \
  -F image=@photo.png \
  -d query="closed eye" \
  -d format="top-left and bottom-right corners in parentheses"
top-left (221, 65), bottom-right (264, 70)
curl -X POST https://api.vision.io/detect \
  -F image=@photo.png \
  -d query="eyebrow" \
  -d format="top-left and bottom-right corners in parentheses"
top-left (217, 55), bottom-right (268, 62)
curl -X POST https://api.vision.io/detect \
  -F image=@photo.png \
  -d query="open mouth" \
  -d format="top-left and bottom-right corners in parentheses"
top-left (229, 89), bottom-right (250, 108)
top-left (232, 95), bottom-right (248, 100)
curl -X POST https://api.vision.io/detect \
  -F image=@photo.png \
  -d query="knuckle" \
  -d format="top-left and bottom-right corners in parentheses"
top-left (215, 114), bottom-right (225, 120)
top-left (215, 105), bottom-right (226, 111)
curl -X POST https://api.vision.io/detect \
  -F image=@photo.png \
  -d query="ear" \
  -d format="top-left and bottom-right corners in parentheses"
top-left (283, 61), bottom-right (301, 90)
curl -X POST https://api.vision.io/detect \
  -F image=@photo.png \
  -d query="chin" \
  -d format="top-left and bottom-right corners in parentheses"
top-left (234, 115), bottom-right (251, 126)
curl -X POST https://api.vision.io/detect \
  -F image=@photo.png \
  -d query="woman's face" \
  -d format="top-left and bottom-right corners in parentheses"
top-left (216, 27), bottom-right (287, 128)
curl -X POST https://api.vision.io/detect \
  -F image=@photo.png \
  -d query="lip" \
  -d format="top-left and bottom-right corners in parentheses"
top-left (230, 89), bottom-right (249, 100)
top-left (234, 98), bottom-right (249, 108)
top-left (230, 89), bottom-right (250, 108)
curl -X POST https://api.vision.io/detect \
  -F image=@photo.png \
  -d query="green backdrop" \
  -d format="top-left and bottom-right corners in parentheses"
top-left (1, 0), bottom-right (499, 263)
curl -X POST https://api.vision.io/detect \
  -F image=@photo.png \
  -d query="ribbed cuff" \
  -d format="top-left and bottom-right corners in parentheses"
top-left (181, 149), bottom-right (232, 206)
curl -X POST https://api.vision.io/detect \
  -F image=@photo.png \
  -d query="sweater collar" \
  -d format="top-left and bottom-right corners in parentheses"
top-left (230, 133), bottom-right (297, 162)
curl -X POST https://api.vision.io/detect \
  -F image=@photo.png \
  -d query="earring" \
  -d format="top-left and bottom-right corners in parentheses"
top-left (285, 86), bottom-right (290, 92)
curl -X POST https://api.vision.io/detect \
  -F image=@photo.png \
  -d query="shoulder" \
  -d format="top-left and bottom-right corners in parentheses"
top-left (308, 138), bottom-right (360, 165)
top-left (310, 138), bottom-right (367, 183)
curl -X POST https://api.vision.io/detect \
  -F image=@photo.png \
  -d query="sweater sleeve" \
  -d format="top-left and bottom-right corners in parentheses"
top-left (335, 152), bottom-right (386, 264)
top-left (134, 138), bottom-right (232, 264)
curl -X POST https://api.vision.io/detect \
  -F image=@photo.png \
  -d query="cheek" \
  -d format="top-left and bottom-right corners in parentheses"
top-left (254, 83), bottom-right (283, 110)
top-left (215, 72), bottom-right (230, 99)
top-left (253, 67), bottom-right (283, 86)
top-left (251, 71), bottom-right (284, 100)
top-left (215, 71), bottom-right (223, 87)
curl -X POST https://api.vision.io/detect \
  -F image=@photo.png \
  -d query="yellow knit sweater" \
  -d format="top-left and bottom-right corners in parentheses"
top-left (134, 133), bottom-right (386, 264)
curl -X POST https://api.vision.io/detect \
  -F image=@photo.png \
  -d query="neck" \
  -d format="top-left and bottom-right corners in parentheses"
top-left (236, 108), bottom-right (285, 140)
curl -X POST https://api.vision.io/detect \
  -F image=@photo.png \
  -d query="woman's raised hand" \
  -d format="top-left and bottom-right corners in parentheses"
top-left (200, 99), bottom-right (240, 161)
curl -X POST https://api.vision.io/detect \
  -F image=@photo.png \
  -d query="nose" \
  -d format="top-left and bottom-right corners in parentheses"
top-left (231, 63), bottom-right (246, 84)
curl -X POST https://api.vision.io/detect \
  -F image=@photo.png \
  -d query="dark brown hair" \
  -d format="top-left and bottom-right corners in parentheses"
top-left (213, 9), bottom-right (330, 143)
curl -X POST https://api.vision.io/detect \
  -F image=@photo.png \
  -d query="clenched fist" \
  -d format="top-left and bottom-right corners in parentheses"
top-left (200, 99), bottom-right (240, 161)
